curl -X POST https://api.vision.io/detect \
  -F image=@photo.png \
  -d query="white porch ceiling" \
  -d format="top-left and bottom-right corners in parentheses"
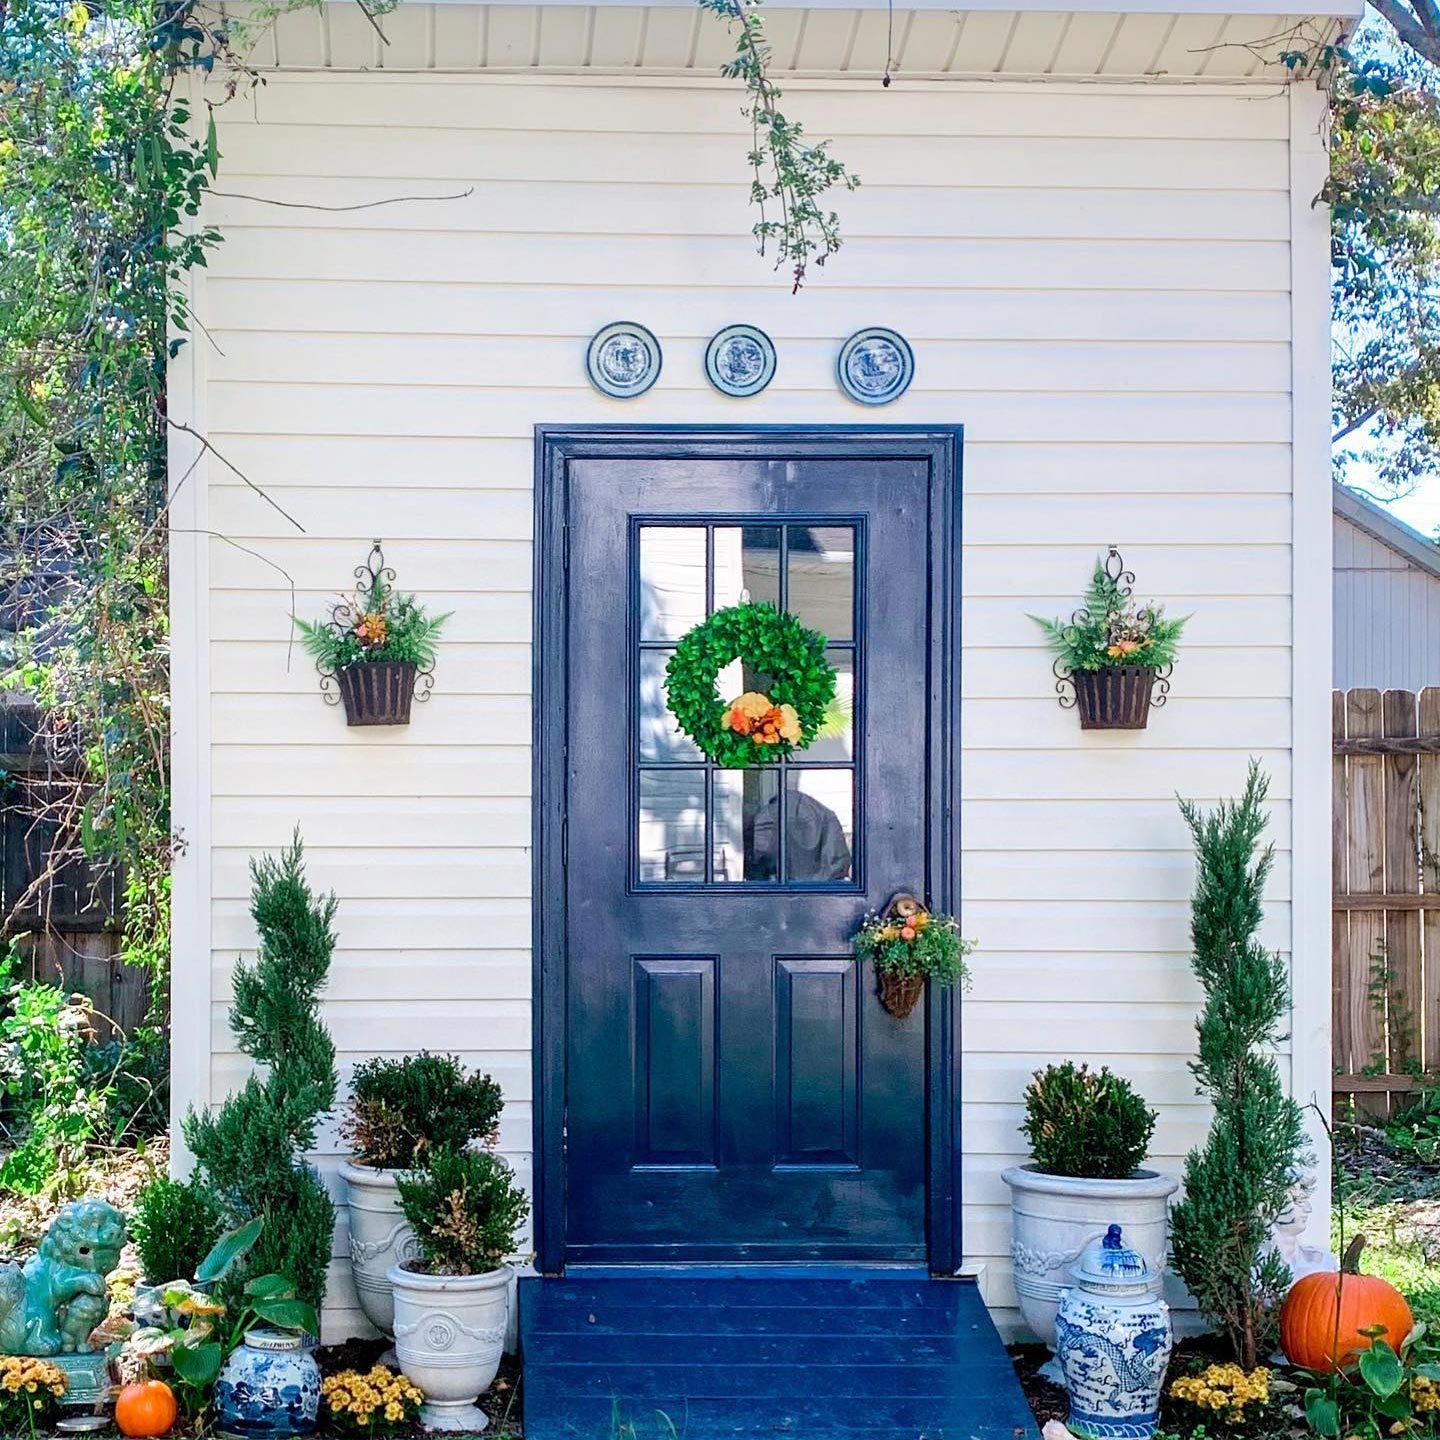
top-left (247, 2), bottom-right (1355, 79)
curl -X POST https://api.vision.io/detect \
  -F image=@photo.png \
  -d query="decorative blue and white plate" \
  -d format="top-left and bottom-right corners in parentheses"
top-left (837, 327), bottom-right (914, 406)
top-left (586, 322), bottom-right (662, 399)
top-left (705, 324), bottom-right (776, 398)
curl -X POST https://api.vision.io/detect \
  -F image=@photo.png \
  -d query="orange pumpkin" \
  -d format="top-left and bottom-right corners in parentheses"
top-left (1280, 1236), bottom-right (1414, 1373)
top-left (115, 1379), bottom-right (178, 1438)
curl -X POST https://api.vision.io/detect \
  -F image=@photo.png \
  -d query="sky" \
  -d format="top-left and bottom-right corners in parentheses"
top-left (1356, 478), bottom-right (1440, 540)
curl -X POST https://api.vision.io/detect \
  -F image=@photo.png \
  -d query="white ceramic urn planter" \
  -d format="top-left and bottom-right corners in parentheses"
top-left (388, 1262), bottom-right (512, 1433)
top-left (341, 1160), bottom-right (419, 1338)
top-left (1002, 1165), bottom-right (1178, 1350)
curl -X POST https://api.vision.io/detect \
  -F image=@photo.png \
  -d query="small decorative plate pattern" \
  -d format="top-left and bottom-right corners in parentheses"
top-left (705, 324), bottom-right (777, 398)
top-left (587, 322), bottom-right (662, 399)
top-left (837, 327), bottom-right (914, 406)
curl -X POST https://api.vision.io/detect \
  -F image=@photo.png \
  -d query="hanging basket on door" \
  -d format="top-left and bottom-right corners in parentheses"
top-left (1032, 548), bottom-right (1186, 731)
top-left (295, 541), bottom-right (451, 726)
top-left (664, 602), bottom-right (836, 767)
top-left (854, 893), bottom-right (974, 1020)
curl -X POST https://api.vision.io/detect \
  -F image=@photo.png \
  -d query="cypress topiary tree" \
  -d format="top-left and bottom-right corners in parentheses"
top-left (1170, 762), bottom-right (1308, 1370)
top-left (184, 832), bottom-right (338, 1312)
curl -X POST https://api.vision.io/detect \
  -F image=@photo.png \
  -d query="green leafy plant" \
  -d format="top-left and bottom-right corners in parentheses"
top-left (120, 1215), bottom-right (263, 1413)
top-left (0, 953), bottom-right (109, 1198)
top-left (1020, 1061), bottom-right (1156, 1180)
top-left (1302, 1330), bottom-right (1440, 1440)
top-left (296, 549), bottom-right (450, 673)
top-left (1387, 1083), bottom-right (1440, 1164)
top-left (396, 1148), bottom-right (530, 1277)
top-left (696, 0), bottom-right (859, 291)
top-left (665, 602), bottom-right (836, 768)
top-left (131, 1175), bottom-right (227, 1286)
top-left (1033, 552), bottom-right (1186, 674)
top-left (342, 1052), bottom-right (503, 1170)
top-left (1170, 762), bottom-right (1309, 1370)
top-left (853, 909), bottom-right (973, 986)
top-left (183, 834), bottom-right (338, 1310)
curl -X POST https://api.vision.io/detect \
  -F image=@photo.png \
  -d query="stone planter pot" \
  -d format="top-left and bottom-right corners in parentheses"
top-left (389, 1261), bottom-right (512, 1433)
top-left (1002, 1164), bottom-right (1178, 1349)
top-left (341, 1160), bottom-right (419, 1339)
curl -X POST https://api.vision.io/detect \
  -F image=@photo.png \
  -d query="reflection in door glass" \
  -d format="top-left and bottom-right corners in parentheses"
top-left (713, 526), bottom-right (781, 612)
top-left (638, 769), bottom-right (710, 882)
top-left (713, 770), bottom-right (780, 883)
top-left (783, 770), bottom-right (853, 882)
top-left (639, 649), bottom-right (702, 762)
top-left (639, 527), bottom-right (706, 641)
top-left (805, 649), bottom-right (854, 763)
top-left (788, 526), bottom-right (854, 641)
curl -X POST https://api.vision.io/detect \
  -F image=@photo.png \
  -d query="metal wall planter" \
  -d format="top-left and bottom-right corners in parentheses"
top-left (335, 660), bottom-right (419, 727)
top-left (1071, 666), bottom-right (1161, 730)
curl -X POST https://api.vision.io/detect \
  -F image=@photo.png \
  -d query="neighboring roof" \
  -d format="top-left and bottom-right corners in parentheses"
top-left (1334, 483), bottom-right (1440, 582)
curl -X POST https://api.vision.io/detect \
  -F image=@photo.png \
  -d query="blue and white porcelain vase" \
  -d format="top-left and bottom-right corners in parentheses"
top-left (1056, 1224), bottom-right (1173, 1440)
top-left (215, 1327), bottom-right (321, 1438)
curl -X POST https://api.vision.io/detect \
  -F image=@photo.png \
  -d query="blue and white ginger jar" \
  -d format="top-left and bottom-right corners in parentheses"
top-left (215, 1327), bottom-right (321, 1437)
top-left (1056, 1224), bottom-right (1173, 1440)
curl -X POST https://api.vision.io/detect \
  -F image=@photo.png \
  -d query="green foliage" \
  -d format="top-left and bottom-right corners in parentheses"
top-left (1387, 1083), bottom-right (1440, 1165)
top-left (665, 602), bottom-right (837, 768)
top-left (853, 910), bottom-right (974, 987)
top-left (342, 1052), bottom-right (503, 1170)
top-left (695, 0), bottom-right (859, 290)
top-left (1301, 1332), bottom-right (1440, 1440)
top-left (295, 564), bottom-right (450, 673)
top-left (184, 835), bottom-right (338, 1311)
top-left (1020, 1061), bottom-right (1157, 1180)
top-left (1169, 762), bottom-right (1309, 1370)
top-left (396, 1148), bottom-right (530, 1277)
top-left (1033, 554), bottom-right (1186, 675)
top-left (0, 952), bottom-right (109, 1198)
top-left (131, 1176), bottom-right (227, 1285)
top-left (0, 0), bottom-right (229, 993)
top-left (1295, 25), bottom-right (1440, 496)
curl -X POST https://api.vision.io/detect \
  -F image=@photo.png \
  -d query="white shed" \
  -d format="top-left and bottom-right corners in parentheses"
top-left (167, 0), bottom-right (1346, 1416)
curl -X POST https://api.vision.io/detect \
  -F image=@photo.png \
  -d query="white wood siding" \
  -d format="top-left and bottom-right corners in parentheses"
top-left (175, 69), bottom-right (1322, 1339)
top-left (1334, 513), bottom-right (1440, 690)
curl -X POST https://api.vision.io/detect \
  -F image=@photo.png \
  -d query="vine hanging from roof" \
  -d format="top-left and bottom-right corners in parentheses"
top-left (696, 0), bottom-right (861, 291)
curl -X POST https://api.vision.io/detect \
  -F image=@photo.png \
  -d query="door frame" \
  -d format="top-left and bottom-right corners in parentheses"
top-left (531, 424), bottom-right (964, 1276)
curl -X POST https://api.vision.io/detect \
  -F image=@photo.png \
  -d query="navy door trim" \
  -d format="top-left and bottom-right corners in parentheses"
top-left (531, 425), bottom-right (964, 1276)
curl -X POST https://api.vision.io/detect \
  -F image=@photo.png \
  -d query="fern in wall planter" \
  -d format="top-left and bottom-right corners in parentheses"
top-left (295, 540), bottom-right (450, 727)
top-left (1033, 548), bottom-right (1187, 730)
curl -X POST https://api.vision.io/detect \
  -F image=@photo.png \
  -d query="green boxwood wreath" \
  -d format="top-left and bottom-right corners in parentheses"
top-left (664, 602), bottom-right (837, 768)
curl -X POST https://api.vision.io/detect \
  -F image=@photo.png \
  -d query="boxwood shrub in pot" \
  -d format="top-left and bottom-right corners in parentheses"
top-left (389, 1147), bottom-right (530, 1432)
top-left (339, 1053), bottom-right (503, 1340)
top-left (1002, 1061), bottom-right (1175, 1350)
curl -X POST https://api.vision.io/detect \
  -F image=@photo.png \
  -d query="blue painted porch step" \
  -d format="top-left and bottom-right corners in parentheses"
top-left (519, 1272), bottom-right (1039, 1439)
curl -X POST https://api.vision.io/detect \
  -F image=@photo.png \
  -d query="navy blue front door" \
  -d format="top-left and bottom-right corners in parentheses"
top-left (536, 429), bottom-right (960, 1268)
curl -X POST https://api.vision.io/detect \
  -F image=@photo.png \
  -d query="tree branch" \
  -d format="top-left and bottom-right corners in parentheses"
top-left (209, 187), bottom-right (474, 213)
top-left (1371, 0), bottom-right (1440, 68)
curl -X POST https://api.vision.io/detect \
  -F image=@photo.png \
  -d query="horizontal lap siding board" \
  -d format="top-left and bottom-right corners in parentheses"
top-left (193, 71), bottom-right (1296, 1338)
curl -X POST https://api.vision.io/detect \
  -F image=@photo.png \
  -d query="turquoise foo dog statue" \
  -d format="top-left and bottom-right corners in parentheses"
top-left (0, 1199), bottom-right (126, 1356)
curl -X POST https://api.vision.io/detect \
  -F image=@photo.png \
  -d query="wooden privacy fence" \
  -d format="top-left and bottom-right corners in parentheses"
top-left (1333, 687), bottom-right (1440, 1117)
top-left (0, 702), bottom-right (144, 1036)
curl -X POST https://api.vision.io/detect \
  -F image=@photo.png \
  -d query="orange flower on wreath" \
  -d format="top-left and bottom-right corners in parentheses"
top-left (722, 692), bottom-right (802, 747)
top-left (354, 611), bottom-right (389, 647)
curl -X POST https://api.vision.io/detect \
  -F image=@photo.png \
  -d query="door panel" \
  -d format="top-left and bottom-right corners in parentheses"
top-left (552, 441), bottom-right (953, 1265)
